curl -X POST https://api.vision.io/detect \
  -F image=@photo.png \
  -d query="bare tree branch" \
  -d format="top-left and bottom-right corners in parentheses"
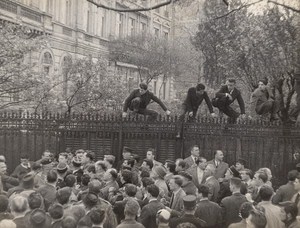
top-left (214, 0), bottom-right (264, 20)
top-left (87, 0), bottom-right (174, 12)
top-left (268, 0), bottom-right (300, 13)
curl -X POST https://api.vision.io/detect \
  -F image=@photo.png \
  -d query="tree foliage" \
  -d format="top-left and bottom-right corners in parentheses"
top-left (0, 23), bottom-right (46, 110)
top-left (192, 0), bottom-right (299, 122)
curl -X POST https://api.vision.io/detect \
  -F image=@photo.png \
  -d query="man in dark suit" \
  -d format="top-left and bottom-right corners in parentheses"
top-left (207, 150), bottom-right (229, 181)
top-left (179, 171), bottom-right (197, 196)
top-left (169, 195), bottom-right (205, 228)
top-left (187, 157), bottom-right (207, 189)
top-left (212, 78), bottom-right (246, 123)
top-left (220, 177), bottom-right (247, 227)
top-left (139, 184), bottom-right (165, 228)
top-left (167, 176), bottom-right (186, 215)
top-left (195, 184), bottom-right (222, 228)
top-left (272, 170), bottom-right (298, 205)
top-left (122, 82), bottom-right (171, 121)
top-left (184, 145), bottom-right (201, 170)
top-left (204, 164), bottom-right (220, 202)
top-left (176, 83), bottom-right (216, 137)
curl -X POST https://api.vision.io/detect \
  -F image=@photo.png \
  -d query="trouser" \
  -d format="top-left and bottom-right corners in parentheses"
top-left (214, 98), bottom-right (239, 124)
top-left (256, 99), bottom-right (279, 117)
top-left (129, 97), bottom-right (158, 121)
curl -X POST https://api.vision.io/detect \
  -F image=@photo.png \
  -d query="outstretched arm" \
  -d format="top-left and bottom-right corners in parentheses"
top-left (123, 90), bottom-right (137, 112)
top-left (151, 94), bottom-right (168, 111)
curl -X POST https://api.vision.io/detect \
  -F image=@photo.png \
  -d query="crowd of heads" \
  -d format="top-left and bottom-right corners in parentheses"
top-left (0, 146), bottom-right (299, 228)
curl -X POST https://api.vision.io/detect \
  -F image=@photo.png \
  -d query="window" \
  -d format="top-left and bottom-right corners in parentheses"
top-left (46, 0), bottom-right (53, 14)
top-left (86, 3), bottom-right (93, 33)
top-left (154, 27), bottom-right (159, 37)
top-left (65, 0), bottom-right (71, 26)
top-left (141, 22), bottom-right (146, 32)
top-left (128, 18), bottom-right (136, 36)
top-left (61, 56), bottom-right (72, 96)
top-left (164, 31), bottom-right (169, 40)
top-left (116, 13), bottom-right (124, 38)
top-left (42, 52), bottom-right (53, 75)
top-left (101, 10), bottom-right (106, 37)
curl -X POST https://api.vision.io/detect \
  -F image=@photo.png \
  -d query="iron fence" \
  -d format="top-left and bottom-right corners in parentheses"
top-left (0, 112), bottom-right (299, 186)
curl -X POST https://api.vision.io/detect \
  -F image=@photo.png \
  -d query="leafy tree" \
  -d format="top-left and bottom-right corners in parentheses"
top-left (0, 22), bottom-right (46, 110)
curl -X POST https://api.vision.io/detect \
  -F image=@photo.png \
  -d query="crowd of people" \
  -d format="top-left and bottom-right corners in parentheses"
top-left (0, 145), bottom-right (300, 228)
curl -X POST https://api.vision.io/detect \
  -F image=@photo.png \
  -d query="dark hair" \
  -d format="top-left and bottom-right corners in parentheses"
top-left (47, 170), bottom-right (58, 183)
top-left (85, 151), bottom-right (95, 161)
top-left (140, 170), bottom-right (150, 178)
top-left (109, 169), bottom-right (118, 179)
top-left (20, 153), bottom-right (29, 159)
top-left (125, 184), bottom-right (137, 197)
top-left (48, 203), bottom-right (64, 219)
top-left (258, 77), bottom-right (268, 86)
top-left (257, 172), bottom-right (268, 183)
top-left (96, 162), bottom-right (106, 171)
top-left (242, 169), bottom-right (254, 179)
top-left (143, 159), bottom-right (154, 169)
top-left (239, 202), bottom-right (253, 219)
top-left (227, 78), bottom-right (236, 84)
top-left (59, 152), bottom-right (68, 159)
top-left (61, 216), bottom-right (77, 228)
top-left (284, 203), bottom-right (298, 219)
top-left (248, 209), bottom-right (267, 228)
top-left (172, 176), bottom-right (183, 187)
top-left (121, 170), bottom-right (133, 183)
top-left (56, 188), bottom-right (72, 205)
top-left (230, 177), bottom-right (242, 189)
top-left (147, 184), bottom-right (160, 198)
top-left (139, 82), bottom-right (148, 90)
top-left (87, 165), bottom-right (96, 174)
top-left (259, 185), bottom-right (274, 201)
top-left (176, 223), bottom-right (197, 228)
top-left (105, 157), bottom-right (114, 166)
top-left (166, 162), bottom-right (176, 173)
top-left (197, 184), bottom-right (209, 197)
top-left (65, 174), bottom-right (76, 187)
top-left (196, 83), bottom-right (205, 91)
top-left (81, 174), bottom-right (91, 186)
top-left (195, 157), bottom-right (206, 165)
top-left (178, 160), bottom-right (187, 169)
top-left (0, 195), bottom-right (9, 212)
top-left (190, 145), bottom-right (199, 151)
top-left (28, 192), bottom-right (43, 210)
top-left (141, 177), bottom-right (154, 188)
top-left (147, 148), bottom-right (156, 156)
top-left (90, 207), bottom-right (105, 225)
top-left (31, 162), bottom-right (42, 171)
top-left (124, 159), bottom-right (135, 168)
top-left (288, 170), bottom-right (298, 181)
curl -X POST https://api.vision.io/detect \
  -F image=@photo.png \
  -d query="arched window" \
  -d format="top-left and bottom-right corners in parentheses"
top-left (42, 51), bottom-right (53, 75)
top-left (61, 55), bottom-right (72, 96)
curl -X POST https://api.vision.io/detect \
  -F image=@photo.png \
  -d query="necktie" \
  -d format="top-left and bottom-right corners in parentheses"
top-left (170, 193), bottom-right (174, 208)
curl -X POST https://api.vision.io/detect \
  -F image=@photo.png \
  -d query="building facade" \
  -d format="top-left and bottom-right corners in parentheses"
top-left (0, 0), bottom-right (174, 104)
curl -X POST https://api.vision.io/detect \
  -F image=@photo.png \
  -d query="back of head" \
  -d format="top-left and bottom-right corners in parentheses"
top-left (147, 184), bottom-right (160, 198)
top-left (257, 172), bottom-right (268, 183)
top-left (10, 195), bottom-right (28, 214)
top-left (121, 169), bottom-right (133, 183)
top-left (176, 223), bottom-right (197, 228)
top-left (28, 192), bottom-right (43, 210)
top-left (56, 187), bottom-right (72, 205)
top-left (48, 203), bottom-right (64, 220)
top-left (288, 170), bottom-right (298, 181)
top-left (0, 195), bottom-right (9, 212)
top-left (284, 203), bottom-right (298, 219)
top-left (64, 205), bottom-right (85, 222)
top-left (239, 202), bottom-right (254, 219)
top-left (47, 170), bottom-right (58, 183)
top-left (88, 179), bottom-right (102, 194)
top-left (230, 177), bottom-right (242, 189)
top-left (248, 209), bottom-right (267, 228)
top-left (197, 184), bottom-right (209, 198)
top-left (65, 174), bottom-right (76, 187)
top-left (124, 199), bottom-right (140, 217)
top-left (139, 82), bottom-right (148, 90)
top-left (125, 184), bottom-right (137, 197)
top-left (259, 185), bottom-right (274, 201)
top-left (82, 192), bottom-right (98, 209)
top-left (90, 207), bottom-right (105, 225)
top-left (141, 177), bottom-right (154, 188)
top-left (61, 216), bottom-right (77, 228)
top-left (0, 219), bottom-right (16, 228)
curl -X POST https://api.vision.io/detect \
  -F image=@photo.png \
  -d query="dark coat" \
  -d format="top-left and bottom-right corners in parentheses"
top-left (220, 192), bottom-right (248, 227)
top-left (195, 199), bottom-right (222, 228)
top-left (169, 214), bottom-right (205, 228)
top-left (217, 180), bottom-right (247, 203)
top-left (123, 89), bottom-right (167, 112)
top-left (37, 183), bottom-right (57, 211)
top-left (139, 199), bottom-right (165, 228)
top-left (170, 188), bottom-right (186, 213)
top-left (184, 156), bottom-right (196, 169)
top-left (207, 160), bottom-right (229, 180)
top-left (183, 88), bottom-right (214, 113)
top-left (272, 181), bottom-right (297, 205)
top-left (216, 85), bottom-right (245, 114)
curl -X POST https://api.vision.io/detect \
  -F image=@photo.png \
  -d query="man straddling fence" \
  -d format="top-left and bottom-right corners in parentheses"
top-left (122, 82), bottom-right (171, 121)
top-left (212, 78), bottom-right (246, 124)
top-left (249, 78), bottom-right (279, 121)
top-left (176, 83), bottom-right (217, 138)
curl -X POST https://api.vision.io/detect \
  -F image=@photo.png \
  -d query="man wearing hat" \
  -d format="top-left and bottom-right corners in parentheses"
top-left (169, 195), bottom-right (205, 228)
top-left (176, 83), bottom-right (216, 138)
top-left (249, 77), bottom-right (279, 121)
top-left (56, 162), bottom-right (71, 189)
top-left (71, 156), bottom-right (83, 184)
top-left (220, 177), bottom-right (248, 227)
top-left (152, 166), bottom-right (168, 197)
top-left (28, 208), bottom-right (52, 228)
top-left (122, 82), bottom-right (171, 121)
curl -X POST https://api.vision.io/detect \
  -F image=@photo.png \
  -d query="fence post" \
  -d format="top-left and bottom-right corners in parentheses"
top-left (117, 119), bottom-right (123, 163)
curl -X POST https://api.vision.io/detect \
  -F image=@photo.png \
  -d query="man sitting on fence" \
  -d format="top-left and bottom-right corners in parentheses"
top-left (122, 82), bottom-right (171, 121)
